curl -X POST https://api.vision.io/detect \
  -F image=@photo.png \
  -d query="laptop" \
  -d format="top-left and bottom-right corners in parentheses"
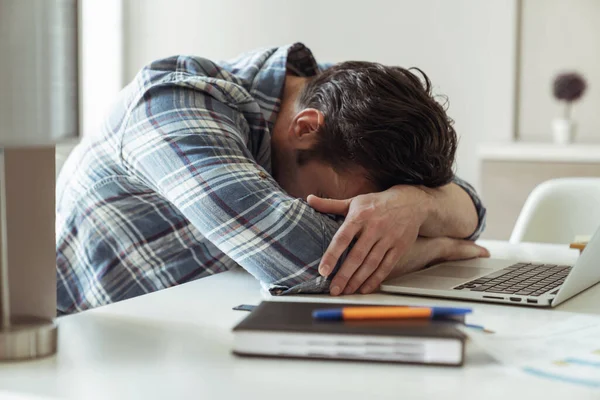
top-left (380, 226), bottom-right (600, 307)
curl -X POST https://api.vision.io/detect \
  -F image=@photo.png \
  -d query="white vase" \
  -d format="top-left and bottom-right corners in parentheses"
top-left (552, 118), bottom-right (575, 145)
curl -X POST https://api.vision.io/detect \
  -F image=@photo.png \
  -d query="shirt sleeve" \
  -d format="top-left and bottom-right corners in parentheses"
top-left (120, 86), bottom-right (341, 295)
top-left (318, 62), bottom-right (334, 72)
top-left (451, 176), bottom-right (487, 241)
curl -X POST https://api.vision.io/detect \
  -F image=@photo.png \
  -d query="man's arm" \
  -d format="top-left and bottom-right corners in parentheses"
top-left (307, 176), bottom-right (487, 295)
top-left (388, 237), bottom-right (489, 281)
top-left (419, 177), bottom-right (487, 240)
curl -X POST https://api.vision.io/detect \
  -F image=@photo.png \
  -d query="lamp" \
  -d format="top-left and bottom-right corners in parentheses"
top-left (0, 0), bottom-right (79, 360)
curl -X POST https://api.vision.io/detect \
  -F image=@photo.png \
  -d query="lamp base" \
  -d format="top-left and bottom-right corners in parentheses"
top-left (0, 315), bottom-right (57, 361)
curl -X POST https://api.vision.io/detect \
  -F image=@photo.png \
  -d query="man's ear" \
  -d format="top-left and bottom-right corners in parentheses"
top-left (289, 108), bottom-right (324, 150)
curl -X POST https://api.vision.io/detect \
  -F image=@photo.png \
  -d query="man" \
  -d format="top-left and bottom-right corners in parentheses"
top-left (56, 43), bottom-right (487, 314)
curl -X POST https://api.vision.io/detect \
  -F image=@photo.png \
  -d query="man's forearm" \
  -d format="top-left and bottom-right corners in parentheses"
top-left (419, 183), bottom-right (479, 239)
top-left (388, 237), bottom-right (446, 280)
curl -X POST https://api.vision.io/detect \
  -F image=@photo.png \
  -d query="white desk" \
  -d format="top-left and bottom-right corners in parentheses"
top-left (1, 241), bottom-right (598, 400)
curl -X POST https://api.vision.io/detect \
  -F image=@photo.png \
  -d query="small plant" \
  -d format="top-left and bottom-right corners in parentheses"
top-left (553, 72), bottom-right (587, 120)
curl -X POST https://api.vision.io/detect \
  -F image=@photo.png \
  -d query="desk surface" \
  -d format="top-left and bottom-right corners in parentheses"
top-left (1, 241), bottom-right (598, 400)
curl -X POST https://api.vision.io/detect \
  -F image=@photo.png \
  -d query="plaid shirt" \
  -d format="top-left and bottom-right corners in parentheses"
top-left (56, 43), bottom-right (486, 314)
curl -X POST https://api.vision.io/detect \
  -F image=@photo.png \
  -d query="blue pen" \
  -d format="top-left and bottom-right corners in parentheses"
top-left (312, 306), bottom-right (472, 321)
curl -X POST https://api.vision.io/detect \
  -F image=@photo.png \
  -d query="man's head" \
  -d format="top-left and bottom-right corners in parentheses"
top-left (271, 62), bottom-right (457, 200)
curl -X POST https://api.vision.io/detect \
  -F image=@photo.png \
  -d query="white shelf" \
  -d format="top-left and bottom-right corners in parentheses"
top-left (478, 142), bottom-right (600, 163)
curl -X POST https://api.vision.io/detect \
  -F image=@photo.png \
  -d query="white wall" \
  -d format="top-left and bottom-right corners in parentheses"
top-left (518, 0), bottom-right (600, 142)
top-left (123, 0), bottom-right (518, 187)
top-left (80, 0), bottom-right (123, 138)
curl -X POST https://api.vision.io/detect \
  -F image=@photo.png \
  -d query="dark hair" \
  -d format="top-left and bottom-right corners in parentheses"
top-left (296, 61), bottom-right (457, 190)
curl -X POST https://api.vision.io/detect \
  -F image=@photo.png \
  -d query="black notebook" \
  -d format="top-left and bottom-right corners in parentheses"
top-left (232, 301), bottom-right (466, 366)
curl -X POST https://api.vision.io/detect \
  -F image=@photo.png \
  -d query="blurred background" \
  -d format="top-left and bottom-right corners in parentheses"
top-left (78, 0), bottom-right (600, 240)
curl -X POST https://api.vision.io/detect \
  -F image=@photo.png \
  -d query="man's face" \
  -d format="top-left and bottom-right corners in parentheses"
top-left (286, 159), bottom-right (377, 201)
top-left (271, 105), bottom-right (377, 201)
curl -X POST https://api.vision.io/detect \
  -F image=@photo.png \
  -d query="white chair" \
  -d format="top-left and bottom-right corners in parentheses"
top-left (510, 178), bottom-right (600, 244)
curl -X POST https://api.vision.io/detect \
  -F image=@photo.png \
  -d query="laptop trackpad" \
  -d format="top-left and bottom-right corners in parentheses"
top-left (418, 265), bottom-right (494, 279)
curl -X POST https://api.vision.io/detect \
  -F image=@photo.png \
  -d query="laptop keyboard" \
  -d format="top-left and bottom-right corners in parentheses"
top-left (453, 263), bottom-right (572, 297)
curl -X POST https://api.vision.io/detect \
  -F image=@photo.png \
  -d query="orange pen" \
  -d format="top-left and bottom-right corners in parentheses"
top-left (312, 306), bottom-right (472, 321)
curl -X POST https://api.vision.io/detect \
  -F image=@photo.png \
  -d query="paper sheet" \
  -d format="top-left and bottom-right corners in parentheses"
top-left (469, 314), bottom-right (600, 389)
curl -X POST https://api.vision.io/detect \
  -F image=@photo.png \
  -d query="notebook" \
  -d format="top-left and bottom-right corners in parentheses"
top-left (232, 301), bottom-right (467, 366)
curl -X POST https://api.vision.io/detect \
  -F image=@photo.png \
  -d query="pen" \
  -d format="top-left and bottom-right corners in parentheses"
top-left (312, 306), bottom-right (472, 321)
top-left (464, 323), bottom-right (495, 334)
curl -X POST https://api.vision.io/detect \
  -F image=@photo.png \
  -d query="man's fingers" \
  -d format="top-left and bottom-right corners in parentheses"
top-left (359, 249), bottom-right (399, 294)
top-left (318, 222), bottom-right (361, 276)
top-left (446, 240), bottom-right (490, 260)
top-left (307, 195), bottom-right (351, 216)
top-left (480, 245), bottom-right (491, 258)
top-left (343, 240), bottom-right (389, 295)
top-left (329, 234), bottom-right (377, 296)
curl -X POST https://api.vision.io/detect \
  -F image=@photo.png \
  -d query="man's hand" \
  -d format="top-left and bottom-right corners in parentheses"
top-left (307, 185), bottom-right (435, 295)
top-left (387, 237), bottom-right (490, 285)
